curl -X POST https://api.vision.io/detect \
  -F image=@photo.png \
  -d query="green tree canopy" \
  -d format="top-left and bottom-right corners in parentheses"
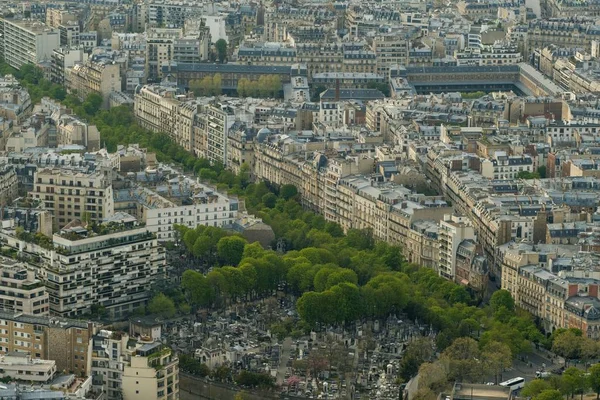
top-left (215, 39), bottom-right (228, 63)
top-left (217, 236), bottom-right (247, 266)
top-left (147, 293), bottom-right (176, 318)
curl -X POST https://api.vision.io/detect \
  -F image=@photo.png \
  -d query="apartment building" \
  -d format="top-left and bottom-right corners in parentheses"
top-left (45, 9), bottom-right (78, 29)
top-left (227, 125), bottom-right (257, 177)
top-left (425, 148), bottom-right (553, 275)
top-left (0, 311), bottom-right (92, 376)
top-left (527, 19), bottom-right (600, 55)
top-left (0, 259), bottom-right (49, 315)
top-left (176, 101), bottom-right (201, 152)
top-left (51, 48), bottom-right (86, 86)
top-left (0, 76), bottom-right (32, 123)
top-left (146, 28), bottom-right (182, 82)
top-left (114, 177), bottom-right (239, 241)
top-left (545, 0), bottom-right (600, 17)
top-left (0, 164), bottom-right (18, 208)
top-left (438, 214), bottom-right (475, 280)
top-left (66, 59), bottom-right (122, 107)
top-left (55, 115), bottom-right (101, 151)
top-left (122, 342), bottom-right (179, 400)
top-left (80, 31), bottom-right (99, 51)
top-left (0, 352), bottom-right (56, 382)
top-left (58, 21), bottom-right (80, 47)
top-left (134, 1), bottom-right (204, 29)
top-left (480, 152), bottom-right (534, 180)
top-left (29, 168), bottom-right (114, 228)
top-left (173, 30), bottom-right (211, 64)
top-left (454, 42), bottom-right (523, 66)
top-left (513, 254), bottom-right (600, 337)
top-left (1, 216), bottom-right (166, 318)
top-left (371, 36), bottom-right (409, 75)
top-left (91, 329), bottom-right (129, 399)
top-left (0, 19), bottom-right (60, 70)
top-left (92, 328), bottom-right (179, 400)
top-left (206, 103), bottom-right (236, 166)
top-left (134, 85), bottom-right (181, 137)
top-left (455, 239), bottom-right (488, 291)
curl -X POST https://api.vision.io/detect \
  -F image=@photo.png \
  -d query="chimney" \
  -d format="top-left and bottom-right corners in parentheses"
top-left (335, 78), bottom-right (340, 102)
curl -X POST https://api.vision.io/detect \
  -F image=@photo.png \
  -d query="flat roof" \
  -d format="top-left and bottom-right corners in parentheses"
top-left (164, 63), bottom-right (292, 74)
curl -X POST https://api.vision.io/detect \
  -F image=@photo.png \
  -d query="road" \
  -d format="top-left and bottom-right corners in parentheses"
top-left (276, 337), bottom-right (293, 385)
top-left (485, 348), bottom-right (559, 384)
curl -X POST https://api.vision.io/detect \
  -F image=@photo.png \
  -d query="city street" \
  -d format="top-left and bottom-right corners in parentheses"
top-left (485, 349), bottom-right (560, 384)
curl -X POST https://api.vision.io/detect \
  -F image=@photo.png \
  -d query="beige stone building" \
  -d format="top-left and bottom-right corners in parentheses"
top-left (0, 310), bottom-right (92, 376)
top-left (371, 36), bottom-right (409, 75)
top-left (438, 214), bottom-right (475, 280)
top-left (122, 343), bottom-right (179, 400)
top-left (66, 60), bottom-right (121, 107)
top-left (227, 126), bottom-right (256, 177)
top-left (56, 115), bottom-right (101, 151)
top-left (45, 9), bottom-right (78, 29)
top-left (29, 168), bottom-right (114, 228)
top-left (500, 244), bottom-right (541, 301)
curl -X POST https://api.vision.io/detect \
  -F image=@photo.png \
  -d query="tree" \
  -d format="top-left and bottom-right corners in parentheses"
top-left (400, 337), bottom-right (434, 381)
top-left (280, 184), bottom-right (298, 200)
top-left (367, 81), bottom-right (390, 97)
top-left (553, 330), bottom-right (584, 366)
top-left (262, 192), bottom-right (277, 208)
top-left (523, 379), bottom-right (552, 398)
top-left (147, 293), bottom-right (176, 318)
top-left (588, 363), bottom-right (600, 399)
top-left (417, 361), bottom-right (448, 393)
top-left (82, 93), bottom-right (103, 116)
top-left (441, 337), bottom-right (482, 382)
top-left (217, 236), bottom-right (247, 266)
top-left (490, 290), bottom-right (515, 313)
top-left (517, 171), bottom-right (540, 180)
top-left (581, 338), bottom-right (599, 370)
top-left (237, 78), bottom-right (250, 97)
top-left (561, 367), bottom-right (587, 399)
top-left (190, 75), bottom-right (222, 96)
top-left (216, 39), bottom-right (228, 63)
top-left (481, 341), bottom-right (512, 384)
top-left (534, 390), bottom-right (565, 400)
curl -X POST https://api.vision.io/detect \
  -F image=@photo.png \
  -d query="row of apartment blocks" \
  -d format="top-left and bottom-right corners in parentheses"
top-left (233, 126), bottom-right (600, 333)
top-left (500, 241), bottom-right (600, 337)
top-left (231, 129), bottom-right (495, 290)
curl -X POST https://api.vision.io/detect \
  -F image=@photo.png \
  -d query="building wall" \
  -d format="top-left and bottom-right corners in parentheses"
top-left (29, 169), bottom-right (114, 228)
top-left (1, 19), bottom-right (60, 70)
top-left (66, 61), bottom-right (121, 107)
top-left (0, 312), bottom-right (91, 377)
